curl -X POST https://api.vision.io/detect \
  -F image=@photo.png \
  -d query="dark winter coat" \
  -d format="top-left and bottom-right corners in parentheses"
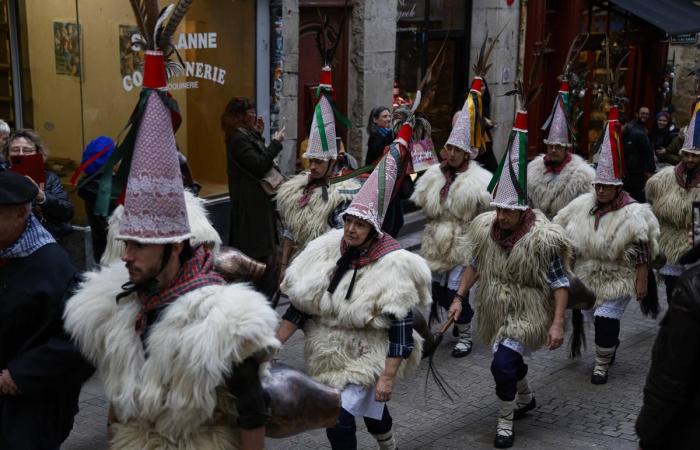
top-left (34, 171), bottom-right (74, 239)
top-left (366, 129), bottom-right (394, 166)
top-left (0, 243), bottom-right (93, 450)
top-left (636, 262), bottom-right (700, 450)
top-left (622, 124), bottom-right (656, 201)
top-left (226, 127), bottom-right (283, 261)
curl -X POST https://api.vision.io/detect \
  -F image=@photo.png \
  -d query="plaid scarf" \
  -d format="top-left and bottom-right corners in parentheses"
top-left (490, 208), bottom-right (536, 250)
top-left (328, 232), bottom-right (402, 299)
top-left (297, 176), bottom-right (329, 208)
top-left (0, 214), bottom-right (55, 259)
top-left (134, 245), bottom-right (225, 334)
top-left (674, 162), bottom-right (700, 189)
top-left (439, 160), bottom-right (469, 203)
top-left (543, 152), bottom-right (572, 174)
top-left (591, 191), bottom-right (636, 231)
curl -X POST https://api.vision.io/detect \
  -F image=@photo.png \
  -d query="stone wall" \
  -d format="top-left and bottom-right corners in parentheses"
top-left (470, 0), bottom-right (521, 160)
top-left (670, 42), bottom-right (700, 127)
top-left (276, 0), bottom-right (300, 174)
top-left (347, 0), bottom-right (397, 165)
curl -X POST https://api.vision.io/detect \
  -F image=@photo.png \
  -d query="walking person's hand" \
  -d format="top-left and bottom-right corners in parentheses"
top-left (447, 297), bottom-right (462, 321)
top-left (375, 374), bottom-right (394, 402)
top-left (0, 369), bottom-right (19, 395)
top-left (545, 322), bottom-right (565, 350)
top-left (273, 126), bottom-right (286, 143)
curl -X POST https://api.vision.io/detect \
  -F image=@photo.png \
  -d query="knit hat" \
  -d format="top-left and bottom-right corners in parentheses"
top-left (681, 101), bottom-right (700, 155)
top-left (116, 50), bottom-right (191, 243)
top-left (542, 81), bottom-right (573, 147)
top-left (489, 110), bottom-right (529, 210)
top-left (594, 106), bottom-right (624, 185)
top-left (304, 66), bottom-right (338, 160)
top-left (342, 123), bottom-right (412, 234)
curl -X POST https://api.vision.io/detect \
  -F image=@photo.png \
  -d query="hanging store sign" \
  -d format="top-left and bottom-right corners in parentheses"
top-left (670, 33), bottom-right (698, 44)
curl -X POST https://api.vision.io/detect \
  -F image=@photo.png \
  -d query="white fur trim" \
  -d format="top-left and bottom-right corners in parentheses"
top-left (553, 192), bottom-right (660, 305)
top-left (410, 162), bottom-right (492, 271)
top-left (527, 154), bottom-right (595, 219)
top-left (276, 173), bottom-right (358, 250)
top-left (646, 166), bottom-right (700, 262)
top-left (468, 211), bottom-right (572, 348)
top-left (101, 191), bottom-right (222, 265)
top-left (64, 262), bottom-right (279, 443)
top-left (281, 229), bottom-right (432, 389)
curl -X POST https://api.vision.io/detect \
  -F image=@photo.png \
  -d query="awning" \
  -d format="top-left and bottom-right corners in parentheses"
top-left (607, 0), bottom-right (700, 35)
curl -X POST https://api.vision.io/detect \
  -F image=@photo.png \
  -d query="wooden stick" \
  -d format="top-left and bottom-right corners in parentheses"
top-left (438, 317), bottom-right (455, 336)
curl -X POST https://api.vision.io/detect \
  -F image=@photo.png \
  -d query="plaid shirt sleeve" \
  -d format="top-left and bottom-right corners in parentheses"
top-left (327, 200), bottom-right (351, 230)
top-left (634, 241), bottom-right (651, 266)
top-left (470, 256), bottom-right (478, 269)
top-left (282, 304), bottom-right (311, 329)
top-left (387, 311), bottom-right (414, 359)
top-left (547, 255), bottom-right (570, 290)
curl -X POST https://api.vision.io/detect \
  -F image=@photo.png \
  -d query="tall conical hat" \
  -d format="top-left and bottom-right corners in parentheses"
top-left (488, 110), bottom-right (529, 210)
top-left (681, 101), bottom-right (700, 155)
top-left (342, 123), bottom-right (412, 234)
top-left (116, 51), bottom-right (191, 243)
top-left (542, 81), bottom-right (573, 147)
top-left (305, 66), bottom-right (338, 160)
top-left (594, 106), bottom-right (624, 185)
top-left (445, 98), bottom-right (479, 158)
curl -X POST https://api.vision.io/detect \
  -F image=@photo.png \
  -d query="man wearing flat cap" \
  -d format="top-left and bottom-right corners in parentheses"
top-left (0, 171), bottom-right (92, 450)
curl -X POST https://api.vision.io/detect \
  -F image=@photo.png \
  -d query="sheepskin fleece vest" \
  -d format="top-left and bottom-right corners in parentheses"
top-left (63, 262), bottom-right (280, 450)
top-left (646, 166), bottom-right (700, 263)
top-left (554, 192), bottom-right (660, 306)
top-left (469, 210), bottom-right (571, 349)
top-left (527, 154), bottom-right (595, 219)
top-left (410, 162), bottom-right (492, 272)
top-left (281, 228), bottom-right (432, 390)
top-left (276, 173), bottom-right (358, 250)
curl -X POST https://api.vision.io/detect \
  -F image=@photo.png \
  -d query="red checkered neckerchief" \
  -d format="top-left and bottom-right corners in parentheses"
top-left (591, 190), bottom-right (636, 231)
top-left (543, 152), bottom-right (572, 174)
top-left (674, 162), bottom-right (700, 189)
top-left (339, 232), bottom-right (402, 269)
top-left (297, 176), bottom-right (329, 208)
top-left (490, 208), bottom-right (536, 250)
top-left (134, 245), bottom-right (224, 334)
top-left (439, 160), bottom-right (469, 203)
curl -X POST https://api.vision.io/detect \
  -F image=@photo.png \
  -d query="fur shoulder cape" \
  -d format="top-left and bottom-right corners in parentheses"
top-left (281, 228), bottom-right (431, 389)
top-left (410, 162), bottom-right (492, 272)
top-left (64, 262), bottom-right (280, 447)
top-left (276, 173), bottom-right (359, 249)
top-left (554, 192), bottom-right (660, 303)
top-left (527, 154), bottom-right (595, 219)
top-left (468, 210), bottom-right (571, 349)
top-left (646, 166), bottom-right (700, 263)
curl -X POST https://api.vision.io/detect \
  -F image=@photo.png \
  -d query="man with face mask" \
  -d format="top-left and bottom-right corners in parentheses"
top-left (554, 105), bottom-right (660, 387)
top-left (276, 123), bottom-right (432, 450)
top-left (63, 51), bottom-right (279, 450)
top-left (527, 79), bottom-right (595, 219)
top-left (410, 97), bottom-right (492, 358)
top-left (449, 108), bottom-right (571, 448)
top-left (277, 66), bottom-right (360, 275)
top-left (646, 103), bottom-right (700, 302)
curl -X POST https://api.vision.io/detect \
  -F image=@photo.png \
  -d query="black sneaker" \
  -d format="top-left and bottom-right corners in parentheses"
top-left (494, 431), bottom-right (514, 448)
top-left (591, 371), bottom-right (608, 385)
top-left (513, 397), bottom-right (536, 420)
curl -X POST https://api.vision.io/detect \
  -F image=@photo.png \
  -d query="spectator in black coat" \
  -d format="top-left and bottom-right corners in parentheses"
top-left (365, 106), bottom-right (393, 165)
top-left (0, 171), bottom-right (93, 450)
top-left (650, 111), bottom-right (678, 164)
top-left (636, 241), bottom-right (700, 450)
top-left (4, 129), bottom-right (74, 239)
top-left (621, 116), bottom-right (656, 202)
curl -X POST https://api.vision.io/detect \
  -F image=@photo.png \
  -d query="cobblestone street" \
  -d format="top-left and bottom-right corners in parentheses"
top-left (63, 284), bottom-right (664, 450)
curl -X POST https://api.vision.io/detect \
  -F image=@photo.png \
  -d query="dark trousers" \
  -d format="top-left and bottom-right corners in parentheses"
top-left (664, 275), bottom-right (678, 304)
top-left (326, 406), bottom-right (392, 450)
top-left (432, 282), bottom-right (474, 324)
top-left (491, 344), bottom-right (528, 401)
top-left (594, 316), bottom-right (620, 348)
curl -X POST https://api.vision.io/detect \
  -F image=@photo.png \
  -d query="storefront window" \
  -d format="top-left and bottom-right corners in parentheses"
top-left (15, 0), bottom-right (255, 196)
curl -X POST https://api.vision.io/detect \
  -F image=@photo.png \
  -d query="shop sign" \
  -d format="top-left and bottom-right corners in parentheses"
top-left (121, 30), bottom-right (227, 92)
top-left (671, 33), bottom-right (698, 44)
top-left (397, 0), bottom-right (425, 21)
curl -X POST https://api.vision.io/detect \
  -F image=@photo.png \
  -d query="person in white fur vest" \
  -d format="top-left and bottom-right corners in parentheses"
top-left (277, 123), bottom-right (431, 450)
top-left (449, 109), bottom-right (570, 449)
top-left (410, 101), bottom-right (491, 357)
top-left (645, 104), bottom-right (700, 301)
top-left (527, 79), bottom-right (594, 219)
top-left (277, 67), bottom-right (360, 274)
top-left (554, 106), bottom-right (660, 386)
top-left (63, 53), bottom-right (279, 450)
